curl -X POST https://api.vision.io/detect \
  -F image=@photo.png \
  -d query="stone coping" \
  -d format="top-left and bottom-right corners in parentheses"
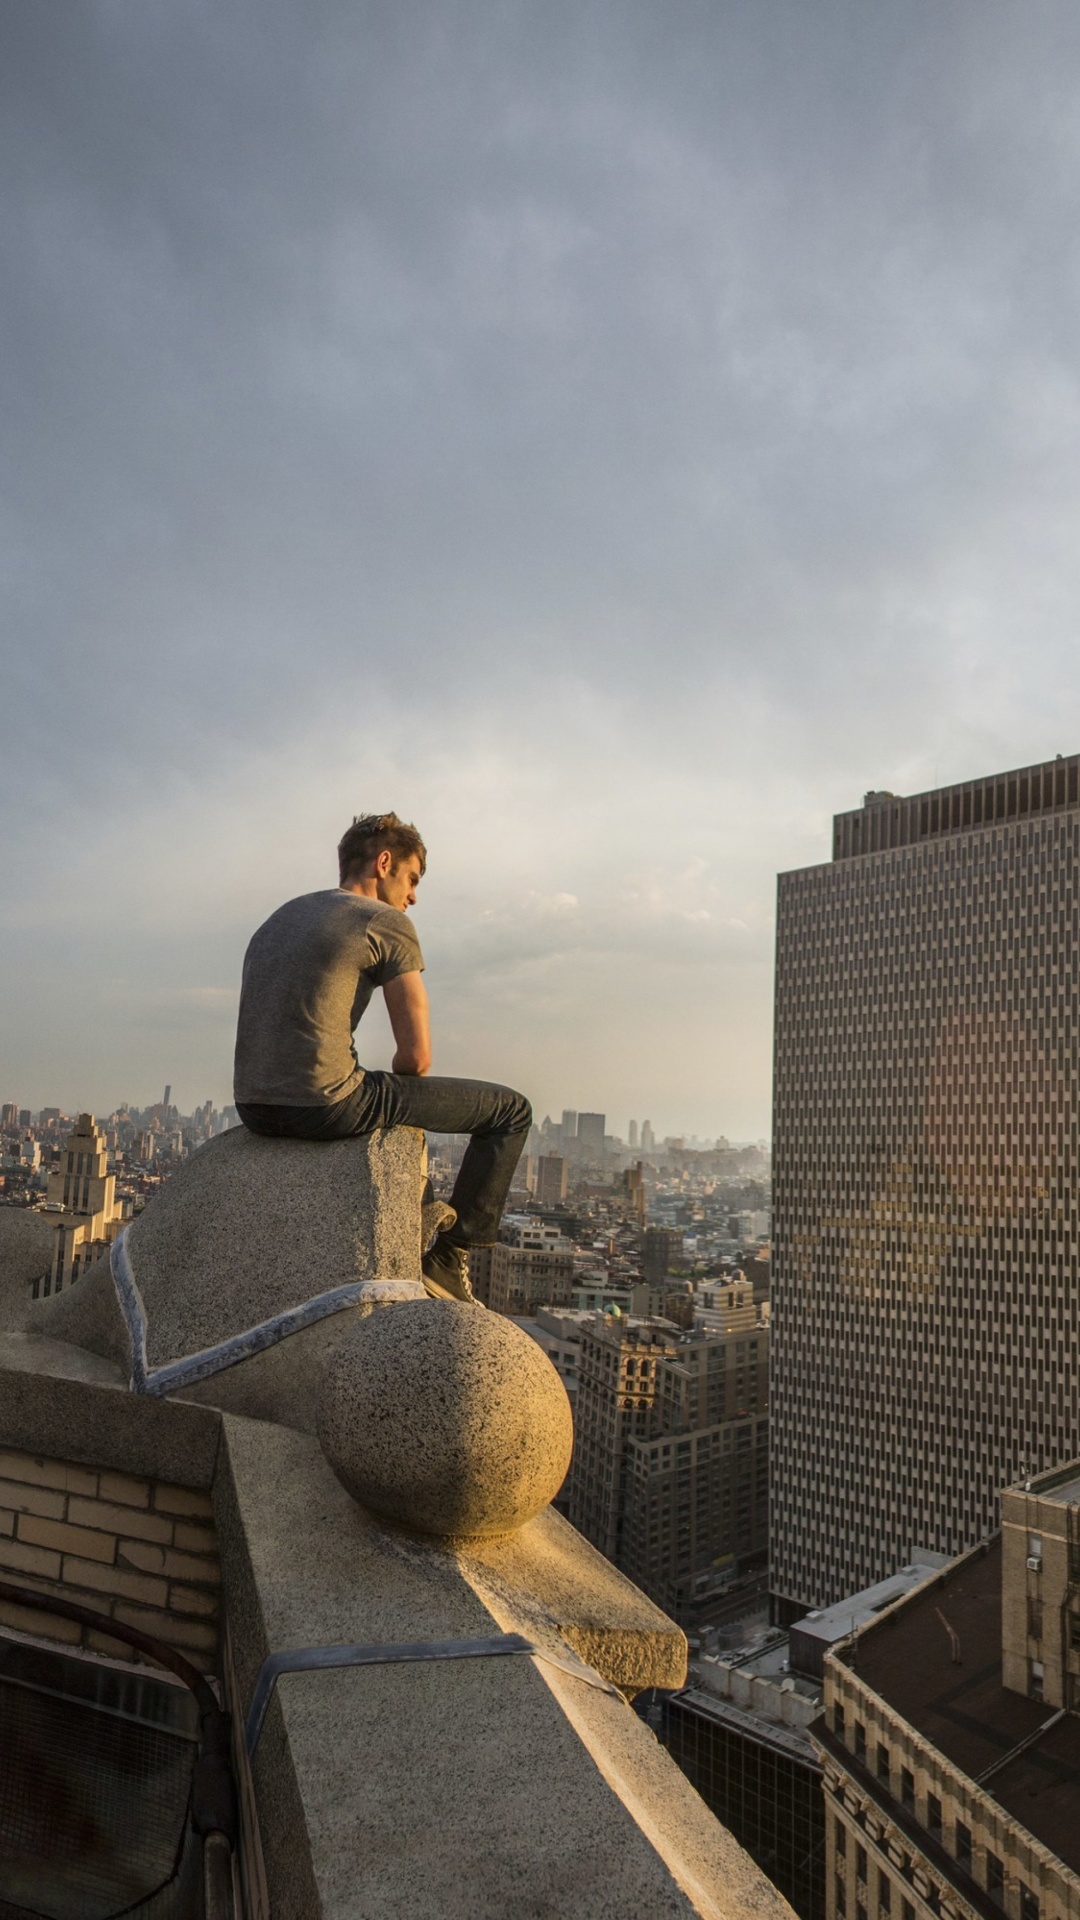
top-left (0, 1334), bottom-right (795, 1919)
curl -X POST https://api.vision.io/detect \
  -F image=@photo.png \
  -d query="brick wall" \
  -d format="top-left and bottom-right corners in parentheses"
top-left (0, 1445), bottom-right (220, 1673)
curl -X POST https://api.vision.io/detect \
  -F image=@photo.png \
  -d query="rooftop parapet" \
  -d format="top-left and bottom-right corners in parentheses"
top-left (0, 1138), bottom-right (796, 1918)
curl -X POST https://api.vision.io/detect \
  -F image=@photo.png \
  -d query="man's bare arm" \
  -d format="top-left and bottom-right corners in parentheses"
top-left (383, 971), bottom-right (432, 1075)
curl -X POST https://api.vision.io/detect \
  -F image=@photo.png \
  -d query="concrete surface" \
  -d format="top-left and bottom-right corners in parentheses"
top-left (317, 1300), bottom-right (574, 1538)
top-left (21, 1126), bottom-right (427, 1430)
top-left (0, 1331), bottom-right (795, 1920)
top-left (0, 1211), bottom-right (58, 1326)
top-left (218, 1415), bottom-right (795, 1920)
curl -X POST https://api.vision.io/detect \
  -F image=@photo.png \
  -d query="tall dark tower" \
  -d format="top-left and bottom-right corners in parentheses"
top-left (771, 755), bottom-right (1080, 1619)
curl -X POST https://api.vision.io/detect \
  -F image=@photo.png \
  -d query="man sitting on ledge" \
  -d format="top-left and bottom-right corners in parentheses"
top-left (233, 811), bottom-right (532, 1303)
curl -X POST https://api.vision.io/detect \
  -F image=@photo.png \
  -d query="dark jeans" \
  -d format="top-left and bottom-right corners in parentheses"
top-left (237, 1073), bottom-right (532, 1247)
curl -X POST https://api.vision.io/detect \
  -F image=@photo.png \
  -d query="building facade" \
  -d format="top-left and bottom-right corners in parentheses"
top-left (469, 1217), bottom-right (574, 1317)
top-left (818, 1501), bottom-right (1080, 1920)
top-left (37, 1113), bottom-right (125, 1295)
top-left (570, 1293), bottom-right (769, 1619)
top-left (772, 756), bottom-right (1080, 1613)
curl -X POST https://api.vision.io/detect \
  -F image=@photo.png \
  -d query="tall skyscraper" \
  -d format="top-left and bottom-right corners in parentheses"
top-left (576, 1112), bottom-right (606, 1158)
top-left (39, 1113), bottom-right (125, 1296)
top-left (536, 1154), bottom-right (568, 1205)
top-left (628, 1119), bottom-right (639, 1149)
top-left (772, 756), bottom-right (1080, 1616)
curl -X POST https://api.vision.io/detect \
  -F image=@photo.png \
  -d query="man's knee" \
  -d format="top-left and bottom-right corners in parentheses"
top-left (506, 1090), bottom-right (532, 1135)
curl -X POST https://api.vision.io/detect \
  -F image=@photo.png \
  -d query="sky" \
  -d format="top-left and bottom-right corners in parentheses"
top-left (4, 0), bottom-right (1080, 1138)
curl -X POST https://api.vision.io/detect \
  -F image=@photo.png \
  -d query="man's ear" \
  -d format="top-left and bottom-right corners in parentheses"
top-left (375, 848), bottom-right (394, 878)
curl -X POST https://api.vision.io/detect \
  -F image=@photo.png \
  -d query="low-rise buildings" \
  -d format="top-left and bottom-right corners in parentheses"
top-left (818, 1465), bottom-right (1080, 1920)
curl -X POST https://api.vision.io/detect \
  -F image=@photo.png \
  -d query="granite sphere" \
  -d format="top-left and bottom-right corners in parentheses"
top-left (317, 1300), bottom-right (574, 1539)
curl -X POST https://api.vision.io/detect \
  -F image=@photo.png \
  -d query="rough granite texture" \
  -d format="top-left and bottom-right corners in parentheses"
top-left (0, 1335), bottom-right (795, 1918)
top-left (21, 1127), bottom-right (426, 1430)
top-left (217, 1415), bottom-right (794, 1920)
top-left (0, 1340), bottom-right (221, 1488)
top-left (318, 1300), bottom-right (574, 1538)
top-left (0, 1210), bottom-right (58, 1326)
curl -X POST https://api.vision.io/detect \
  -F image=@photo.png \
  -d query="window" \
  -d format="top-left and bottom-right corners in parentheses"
top-left (855, 1720), bottom-right (867, 1762)
top-left (900, 1769), bottom-right (915, 1810)
top-left (876, 1743), bottom-right (890, 1783)
top-left (1020, 1887), bottom-right (1039, 1920)
top-left (834, 1703), bottom-right (847, 1737)
top-left (955, 1823), bottom-right (972, 1872)
top-left (836, 1881), bottom-right (847, 1918)
top-left (1028, 1534), bottom-right (1043, 1564)
top-left (878, 1872), bottom-right (891, 1914)
top-left (835, 1820), bottom-right (847, 1858)
top-left (927, 1794), bottom-right (942, 1839)
top-left (856, 1846), bottom-right (868, 1887)
top-left (987, 1852), bottom-right (1005, 1907)
top-left (1029, 1659), bottom-right (1044, 1703)
top-left (1028, 1597), bottom-right (1043, 1638)
top-left (1069, 1613), bottom-right (1080, 1650)
top-left (902, 1904), bottom-right (914, 1920)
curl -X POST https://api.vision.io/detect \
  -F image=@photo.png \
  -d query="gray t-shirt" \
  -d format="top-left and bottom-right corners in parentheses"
top-left (233, 889), bottom-right (424, 1106)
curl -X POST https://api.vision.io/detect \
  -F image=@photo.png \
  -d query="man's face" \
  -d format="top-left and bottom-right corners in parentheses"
top-left (376, 853), bottom-right (422, 912)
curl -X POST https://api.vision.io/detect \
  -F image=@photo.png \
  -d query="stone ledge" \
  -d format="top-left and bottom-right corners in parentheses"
top-left (0, 1335), bottom-right (795, 1920)
top-left (216, 1415), bottom-right (794, 1920)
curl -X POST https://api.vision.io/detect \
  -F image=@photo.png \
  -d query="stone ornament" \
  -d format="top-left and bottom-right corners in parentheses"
top-left (318, 1300), bottom-right (574, 1540)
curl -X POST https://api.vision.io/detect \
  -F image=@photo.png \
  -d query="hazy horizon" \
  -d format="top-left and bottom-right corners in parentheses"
top-left (5, 2), bottom-right (1080, 1136)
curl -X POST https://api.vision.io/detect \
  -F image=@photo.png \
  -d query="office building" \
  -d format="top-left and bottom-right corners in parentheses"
top-left (469, 1216), bottom-right (574, 1316)
top-left (570, 1289), bottom-right (769, 1620)
top-left (819, 1469), bottom-right (1080, 1920)
top-left (570, 1317), bottom-right (679, 1563)
top-left (37, 1113), bottom-right (125, 1295)
top-left (643, 1225), bottom-right (682, 1282)
top-left (621, 1307), bottom-right (769, 1620)
top-left (535, 1154), bottom-right (568, 1205)
top-left (772, 756), bottom-right (1080, 1615)
top-left (577, 1112), bottom-right (606, 1159)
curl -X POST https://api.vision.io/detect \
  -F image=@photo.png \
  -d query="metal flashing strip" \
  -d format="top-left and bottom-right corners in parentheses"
top-left (109, 1228), bottom-right (368, 1398)
top-left (244, 1633), bottom-right (621, 1755)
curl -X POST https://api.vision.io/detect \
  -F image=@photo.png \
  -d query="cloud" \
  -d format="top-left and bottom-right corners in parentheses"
top-left (4, 0), bottom-right (1080, 1129)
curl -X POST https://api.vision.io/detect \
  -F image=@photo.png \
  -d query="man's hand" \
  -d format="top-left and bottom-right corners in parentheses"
top-left (383, 971), bottom-right (432, 1076)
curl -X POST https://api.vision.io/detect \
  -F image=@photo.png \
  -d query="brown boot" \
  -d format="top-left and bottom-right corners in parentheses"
top-left (421, 1237), bottom-right (479, 1304)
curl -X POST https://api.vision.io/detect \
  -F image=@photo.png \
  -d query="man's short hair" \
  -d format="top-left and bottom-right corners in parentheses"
top-left (338, 812), bottom-right (427, 885)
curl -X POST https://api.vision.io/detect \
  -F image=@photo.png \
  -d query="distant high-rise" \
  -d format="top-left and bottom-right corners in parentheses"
top-left (536, 1154), bottom-right (568, 1206)
top-left (0, 1103), bottom-right (16, 1129)
top-left (772, 755), bottom-right (1080, 1616)
top-left (641, 1120), bottom-right (655, 1152)
top-left (642, 1226), bottom-right (680, 1283)
top-left (576, 1113), bottom-right (606, 1159)
top-left (39, 1113), bottom-right (124, 1296)
top-left (628, 1120), bottom-right (639, 1149)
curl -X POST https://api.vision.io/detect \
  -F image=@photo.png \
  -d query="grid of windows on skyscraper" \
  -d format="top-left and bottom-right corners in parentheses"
top-left (771, 755), bottom-right (1080, 1613)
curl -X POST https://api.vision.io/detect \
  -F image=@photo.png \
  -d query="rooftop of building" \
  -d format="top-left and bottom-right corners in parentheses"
top-left (828, 750), bottom-right (1080, 862)
top-left (1020, 1462), bottom-right (1080, 1508)
top-left (792, 1561), bottom-right (947, 1661)
top-left (847, 1535), bottom-right (1080, 1877)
